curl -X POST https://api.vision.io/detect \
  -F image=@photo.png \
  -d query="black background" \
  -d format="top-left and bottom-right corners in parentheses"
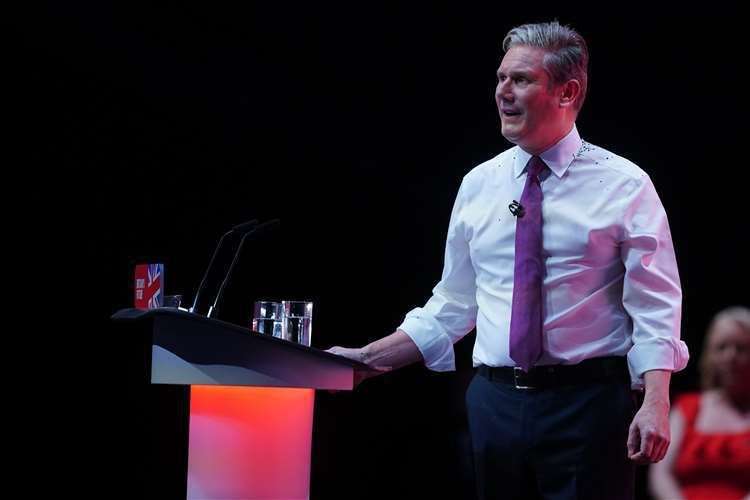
top-left (19, 3), bottom-right (748, 498)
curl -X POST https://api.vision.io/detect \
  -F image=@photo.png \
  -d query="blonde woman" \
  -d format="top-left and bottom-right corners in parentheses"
top-left (649, 306), bottom-right (750, 500)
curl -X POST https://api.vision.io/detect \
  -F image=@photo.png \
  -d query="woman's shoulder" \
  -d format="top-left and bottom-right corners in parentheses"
top-left (673, 391), bottom-right (703, 422)
top-left (674, 390), bottom-right (702, 409)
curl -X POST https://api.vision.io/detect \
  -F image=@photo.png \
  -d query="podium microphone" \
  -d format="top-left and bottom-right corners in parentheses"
top-left (207, 218), bottom-right (281, 319)
top-left (189, 219), bottom-right (259, 314)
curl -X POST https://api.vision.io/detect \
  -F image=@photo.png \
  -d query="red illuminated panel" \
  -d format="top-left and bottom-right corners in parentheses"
top-left (187, 385), bottom-right (315, 499)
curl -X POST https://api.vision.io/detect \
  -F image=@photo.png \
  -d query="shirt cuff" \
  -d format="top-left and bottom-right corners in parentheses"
top-left (627, 337), bottom-right (690, 390)
top-left (398, 309), bottom-right (456, 372)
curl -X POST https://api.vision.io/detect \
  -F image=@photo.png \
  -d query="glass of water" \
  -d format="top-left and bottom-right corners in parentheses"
top-left (252, 301), bottom-right (283, 338)
top-left (163, 294), bottom-right (183, 309)
top-left (282, 301), bottom-right (313, 347)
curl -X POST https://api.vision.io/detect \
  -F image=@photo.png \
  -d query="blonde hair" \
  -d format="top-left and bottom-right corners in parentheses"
top-left (699, 306), bottom-right (750, 390)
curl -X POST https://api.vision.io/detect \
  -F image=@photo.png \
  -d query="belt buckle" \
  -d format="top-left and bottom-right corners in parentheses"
top-left (513, 367), bottom-right (535, 389)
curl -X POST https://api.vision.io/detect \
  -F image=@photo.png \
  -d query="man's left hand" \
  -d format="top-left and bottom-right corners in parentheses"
top-left (627, 396), bottom-right (670, 464)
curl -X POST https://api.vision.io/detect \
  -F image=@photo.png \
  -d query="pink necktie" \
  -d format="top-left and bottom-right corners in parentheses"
top-left (508, 156), bottom-right (547, 372)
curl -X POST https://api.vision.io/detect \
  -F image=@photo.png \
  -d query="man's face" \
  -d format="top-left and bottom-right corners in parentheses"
top-left (495, 45), bottom-right (567, 153)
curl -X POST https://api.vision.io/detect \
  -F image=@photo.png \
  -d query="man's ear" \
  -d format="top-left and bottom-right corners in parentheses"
top-left (559, 79), bottom-right (581, 109)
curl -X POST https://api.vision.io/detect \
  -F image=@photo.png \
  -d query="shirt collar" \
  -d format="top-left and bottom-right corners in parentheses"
top-left (513, 124), bottom-right (582, 179)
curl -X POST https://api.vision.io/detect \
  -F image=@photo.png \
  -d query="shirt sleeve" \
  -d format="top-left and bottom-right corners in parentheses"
top-left (620, 175), bottom-right (689, 389)
top-left (397, 179), bottom-right (478, 371)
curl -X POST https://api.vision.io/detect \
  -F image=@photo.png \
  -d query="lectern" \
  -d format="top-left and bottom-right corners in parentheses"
top-left (112, 308), bottom-right (370, 499)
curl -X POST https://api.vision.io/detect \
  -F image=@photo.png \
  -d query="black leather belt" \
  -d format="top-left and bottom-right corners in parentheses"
top-left (477, 356), bottom-right (628, 390)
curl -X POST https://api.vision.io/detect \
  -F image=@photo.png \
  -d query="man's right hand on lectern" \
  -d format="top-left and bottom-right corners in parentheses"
top-left (326, 345), bottom-right (392, 386)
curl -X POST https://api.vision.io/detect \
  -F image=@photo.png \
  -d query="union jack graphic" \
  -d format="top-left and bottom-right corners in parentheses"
top-left (134, 263), bottom-right (164, 309)
top-left (147, 264), bottom-right (164, 309)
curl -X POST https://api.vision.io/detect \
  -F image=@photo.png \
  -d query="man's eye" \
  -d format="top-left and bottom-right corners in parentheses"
top-left (515, 77), bottom-right (527, 84)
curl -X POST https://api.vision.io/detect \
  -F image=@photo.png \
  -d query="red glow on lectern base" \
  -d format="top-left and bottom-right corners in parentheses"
top-left (187, 385), bottom-right (315, 500)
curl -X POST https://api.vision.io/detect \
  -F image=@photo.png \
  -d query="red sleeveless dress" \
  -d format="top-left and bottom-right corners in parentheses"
top-left (673, 392), bottom-right (750, 500)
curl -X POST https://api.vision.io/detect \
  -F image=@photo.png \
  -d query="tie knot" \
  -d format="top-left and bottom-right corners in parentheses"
top-left (526, 156), bottom-right (547, 179)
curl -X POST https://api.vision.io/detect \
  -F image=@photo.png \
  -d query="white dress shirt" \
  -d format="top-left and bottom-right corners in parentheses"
top-left (398, 125), bottom-right (688, 388)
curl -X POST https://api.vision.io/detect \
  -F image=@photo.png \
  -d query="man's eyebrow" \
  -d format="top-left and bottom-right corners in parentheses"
top-left (496, 69), bottom-right (533, 78)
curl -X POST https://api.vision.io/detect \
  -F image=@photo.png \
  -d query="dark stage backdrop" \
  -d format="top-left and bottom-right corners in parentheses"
top-left (22, 4), bottom-right (747, 499)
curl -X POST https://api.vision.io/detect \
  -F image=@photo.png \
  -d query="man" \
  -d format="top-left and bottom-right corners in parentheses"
top-left (328, 21), bottom-right (688, 500)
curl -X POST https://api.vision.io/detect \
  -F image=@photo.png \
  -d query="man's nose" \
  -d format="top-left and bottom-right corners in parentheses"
top-left (496, 80), bottom-right (513, 100)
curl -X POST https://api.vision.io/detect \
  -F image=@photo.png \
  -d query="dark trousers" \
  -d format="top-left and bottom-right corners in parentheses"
top-left (465, 370), bottom-right (637, 500)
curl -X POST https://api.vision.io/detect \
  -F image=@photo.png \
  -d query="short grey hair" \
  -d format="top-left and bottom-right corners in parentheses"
top-left (502, 21), bottom-right (589, 112)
